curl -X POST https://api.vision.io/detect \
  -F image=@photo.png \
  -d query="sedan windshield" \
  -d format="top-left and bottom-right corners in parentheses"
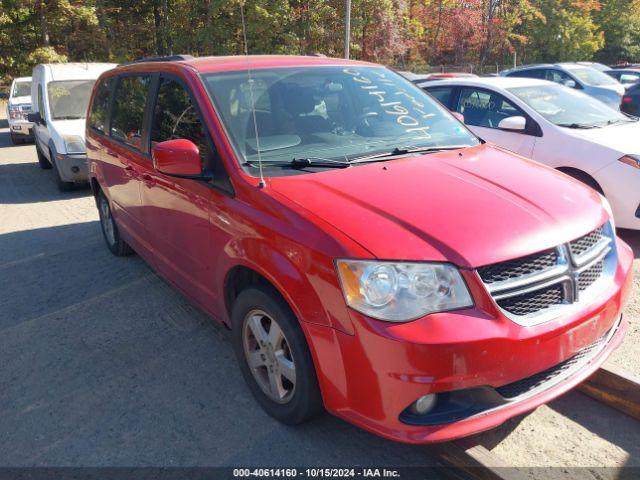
top-left (12, 81), bottom-right (31, 97)
top-left (47, 80), bottom-right (95, 120)
top-left (202, 66), bottom-right (479, 173)
top-left (567, 67), bottom-right (618, 86)
top-left (509, 84), bottom-right (629, 128)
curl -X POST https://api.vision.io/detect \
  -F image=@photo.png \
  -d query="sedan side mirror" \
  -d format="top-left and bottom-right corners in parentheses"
top-left (152, 139), bottom-right (204, 177)
top-left (497, 116), bottom-right (527, 131)
top-left (562, 79), bottom-right (577, 88)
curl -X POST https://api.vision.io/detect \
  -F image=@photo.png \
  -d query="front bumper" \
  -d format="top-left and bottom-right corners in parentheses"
top-left (55, 153), bottom-right (89, 183)
top-left (304, 238), bottom-right (633, 444)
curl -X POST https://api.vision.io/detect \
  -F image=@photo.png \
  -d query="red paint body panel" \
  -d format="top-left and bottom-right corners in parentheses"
top-left (86, 55), bottom-right (633, 444)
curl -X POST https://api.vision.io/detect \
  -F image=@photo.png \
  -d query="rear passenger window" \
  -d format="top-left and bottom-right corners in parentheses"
top-left (150, 78), bottom-right (211, 165)
top-left (426, 87), bottom-right (454, 108)
top-left (110, 75), bottom-right (151, 150)
top-left (89, 78), bottom-right (113, 134)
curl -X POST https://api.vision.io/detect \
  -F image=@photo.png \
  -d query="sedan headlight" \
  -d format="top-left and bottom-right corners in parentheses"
top-left (336, 260), bottom-right (473, 322)
top-left (618, 155), bottom-right (640, 169)
top-left (63, 135), bottom-right (86, 154)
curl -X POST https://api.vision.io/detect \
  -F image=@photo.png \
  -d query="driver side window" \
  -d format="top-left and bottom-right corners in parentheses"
top-left (457, 88), bottom-right (525, 130)
top-left (151, 78), bottom-right (211, 166)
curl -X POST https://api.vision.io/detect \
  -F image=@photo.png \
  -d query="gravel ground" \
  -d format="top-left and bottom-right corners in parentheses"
top-left (0, 115), bottom-right (638, 472)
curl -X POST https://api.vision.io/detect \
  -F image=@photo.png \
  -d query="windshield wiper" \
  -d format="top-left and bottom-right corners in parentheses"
top-left (350, 145), bottom-right (472, 164)
top-left (557, 123), bottom-right (600, 129)
top-left (244, 157), bottom-right (351, 169)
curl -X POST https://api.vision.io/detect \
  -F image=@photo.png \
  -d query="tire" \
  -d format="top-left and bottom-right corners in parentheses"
top-left (51, 149), bottom-right (74, 192)
top-left (231, 284), bottom-right (323, 425)
top-left (36, 144), bottom-right (52, 169)
top-left (10, 133), bottom-right (21, 145)
top-left (97, 190), bottom-right (134, 256)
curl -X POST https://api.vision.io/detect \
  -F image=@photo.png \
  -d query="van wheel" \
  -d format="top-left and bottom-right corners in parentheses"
top-left (36, 145), bottom-right (52, 169)
top-left (231, 284), bottom-right (323, 425)
top-left (97, 190), bottom-right (134, 256)
top-left (51, 150), bottom-right (74, 192)
top-left (10, 133), bottom-right (22, 145)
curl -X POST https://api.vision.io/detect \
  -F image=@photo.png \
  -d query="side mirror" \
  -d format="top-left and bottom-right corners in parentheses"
top-left (451, 111), bottom-right (465, 123)
top-left (497, 116), bottom-right (527, 131)
top-left (152, 139), bottom-right (203, 177)
top-left (562, 79), bottom-right (577, 88)
top-left (27, 112), bottom-right (43, 125)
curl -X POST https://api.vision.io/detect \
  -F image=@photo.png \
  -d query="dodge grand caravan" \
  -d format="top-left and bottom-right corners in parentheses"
top-left (86, 55), bottom-right (633, 444)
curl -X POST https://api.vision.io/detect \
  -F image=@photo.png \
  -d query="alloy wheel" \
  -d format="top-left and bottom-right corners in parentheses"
top-left (242, 309), bottom-right (297, 404)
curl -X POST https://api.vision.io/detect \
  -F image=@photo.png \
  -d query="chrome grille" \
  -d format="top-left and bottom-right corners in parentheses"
top-left (478, 249), bottom-right (558, 284)
top-left (496, 285), bottom-right (564, 316)
top-left (477, 223), bottom-right (616, 326)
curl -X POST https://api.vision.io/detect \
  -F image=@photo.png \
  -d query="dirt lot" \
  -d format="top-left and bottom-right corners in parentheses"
top-left (0, 114), bottom-right (638, 473)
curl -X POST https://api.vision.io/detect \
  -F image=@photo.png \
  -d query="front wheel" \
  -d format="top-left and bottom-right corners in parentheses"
top-left (232, 285), bottom-right (323, 425)
top-left (10, 133), bottom-right (22, 145)
top-left (97, 190), bottom-right (134, 256)
top-left (36, 144), bottom-right (52, 169)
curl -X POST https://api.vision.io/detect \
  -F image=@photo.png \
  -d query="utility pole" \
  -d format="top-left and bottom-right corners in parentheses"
top-left (344, 0), bottom-right (351, 59)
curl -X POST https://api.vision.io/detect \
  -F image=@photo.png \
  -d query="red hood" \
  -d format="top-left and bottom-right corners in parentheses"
top-left (268, 144), bottom-right (608, 268)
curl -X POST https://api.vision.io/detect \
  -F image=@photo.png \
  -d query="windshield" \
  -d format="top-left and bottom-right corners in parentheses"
top-left (509, 84), bottom-right (628, 127)
top-left (567, 67), bottom-right (618, 86)
top-left (12, 81), bottom-right (31, 97)
top-left (47, 80), bottom-right (95, 120)
top-left (202, 66), bottom-right (479, 174)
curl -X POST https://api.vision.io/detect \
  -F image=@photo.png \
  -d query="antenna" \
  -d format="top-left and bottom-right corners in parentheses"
top-left (240, 3), bottom-right (265, 188)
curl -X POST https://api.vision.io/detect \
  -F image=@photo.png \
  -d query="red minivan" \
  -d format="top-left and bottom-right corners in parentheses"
top-left (86, 55), bottom-right (633, 444)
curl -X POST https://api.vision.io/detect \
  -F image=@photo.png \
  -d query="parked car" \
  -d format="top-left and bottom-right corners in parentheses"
top-left (604, 68), bottom-right (640, 87)
top-left (500, 63), bottom-right (625, 109)
top-left (414, 72), bottom-right (479, 83)
top-left (419, 76), bottom-right (640, 230)
top-left (621, 82), bottom-right (640, 116)
top-left (87, 55), bottom-right (632, 444)
top-left (7, 76), bottom-right (33, 144)
top-left (28, 63), bottom-right (116, 191)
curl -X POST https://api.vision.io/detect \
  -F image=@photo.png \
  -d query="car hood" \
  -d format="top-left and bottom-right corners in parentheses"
top-left (564, 121), bottom-right (640, 155)
top-left (50, 119), bottom-right (86, 139)
top-left (269, 145), bottom-right (607, 268)
top-left (9, 96), bottom-right (31, 107)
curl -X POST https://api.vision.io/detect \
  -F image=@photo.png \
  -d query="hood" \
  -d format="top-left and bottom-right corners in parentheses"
top-left (564, 120), bottom-right (640, 155)
top-left (269, 145), bottom-right (607, 268)
top-left (50, 119), bottom-right (86, 140)
top-left (593, 83), bottom-right (625, 97)
top-left (9, 96), bottom-right (31, 107)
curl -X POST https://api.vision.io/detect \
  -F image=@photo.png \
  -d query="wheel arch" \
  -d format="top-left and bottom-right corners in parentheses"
top-left (556, 167), bottom-right (605, 195)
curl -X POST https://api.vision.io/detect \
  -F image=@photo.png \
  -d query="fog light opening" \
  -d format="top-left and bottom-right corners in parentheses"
top-left (410, 394), bottom-right (437, 415)
top-left (71, 166), bottom-right (79, 173)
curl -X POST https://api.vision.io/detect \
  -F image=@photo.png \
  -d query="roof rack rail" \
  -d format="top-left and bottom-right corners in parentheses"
top-left (122, 54), bottom-right (194, 66)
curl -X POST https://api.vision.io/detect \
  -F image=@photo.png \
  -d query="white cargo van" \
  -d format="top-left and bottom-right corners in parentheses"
top-left (29, 63), bottom-right (116, 191)
top-left (7, 77), bottom-right (33, 144)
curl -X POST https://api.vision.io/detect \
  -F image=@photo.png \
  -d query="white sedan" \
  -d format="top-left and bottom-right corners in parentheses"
top-left (418, 76), bottom-right (640, 230)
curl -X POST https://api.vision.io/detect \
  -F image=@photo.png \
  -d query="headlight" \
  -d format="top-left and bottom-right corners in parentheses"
top-left (618, 155), bottom-right (640, 169)
top-left (336, 260), bottom-right (473, 322)
top-left (63, 135), bottom-right (86, 154)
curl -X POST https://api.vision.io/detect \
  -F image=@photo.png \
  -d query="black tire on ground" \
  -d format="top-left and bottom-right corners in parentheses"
top-left (36, 144), bottom-right (52, 169)
top-left (96, 189), bottom-right (134, 256)
top-left (50, 149), bottom-right (74, 192)
top-left (10, 133), bottom-right (22, 145)
top-left (231, 284), bottom-right (324, 425)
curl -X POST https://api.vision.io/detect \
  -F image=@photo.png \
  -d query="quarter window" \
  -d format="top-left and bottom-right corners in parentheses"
top-left (110, 75), bottom-right (151, 150)
top-left (457, 88), bottom-right (526, 129)
top-left (89, 78), bottom-right (113, 134)
top-left (426, 87), bottom-right (454, 109)
top-left (150, 78), bottom-right (211, 165)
